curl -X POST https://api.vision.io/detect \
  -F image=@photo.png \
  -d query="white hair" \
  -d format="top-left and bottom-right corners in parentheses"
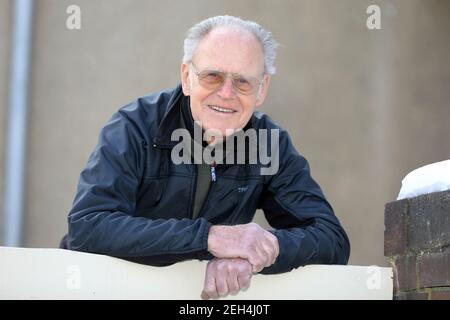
top-left (183, 15), bottom-right (278, 75)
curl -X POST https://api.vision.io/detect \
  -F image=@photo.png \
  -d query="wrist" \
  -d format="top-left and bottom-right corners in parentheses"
top-left (207, 225), bottom-right (226, 255)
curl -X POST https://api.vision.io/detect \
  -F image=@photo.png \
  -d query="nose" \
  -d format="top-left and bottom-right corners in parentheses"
top-left (216, 77), bottom-right (236, 99)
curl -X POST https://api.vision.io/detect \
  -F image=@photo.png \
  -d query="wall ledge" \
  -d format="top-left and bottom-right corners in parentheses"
top-left (0, 246), bottom-right (392, 299)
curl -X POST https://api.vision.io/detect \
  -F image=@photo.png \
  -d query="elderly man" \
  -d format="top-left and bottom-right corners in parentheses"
top-left (64, 15), bottom-right (350, 299)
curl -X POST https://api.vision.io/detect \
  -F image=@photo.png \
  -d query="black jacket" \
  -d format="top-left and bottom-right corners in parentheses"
top-left (66, 85), bottom-right (350, 274)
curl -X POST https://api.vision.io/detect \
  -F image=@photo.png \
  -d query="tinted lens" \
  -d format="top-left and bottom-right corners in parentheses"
top-left (198, 70), bottom-right (225, 89)
top-left (194, 65), bottom-right (260, 95)
top-left (232, 75), bottom-right (257, 94)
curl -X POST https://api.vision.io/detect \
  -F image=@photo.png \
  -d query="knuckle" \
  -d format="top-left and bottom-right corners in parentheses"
top-left (237, 264), bottom-right (248, 274)
top-left (226, 263), bottom-right (237, 273)
top-left (248, 222), bottom-right (260, 232)
top-left (216, 262), bottom-right (227, 273)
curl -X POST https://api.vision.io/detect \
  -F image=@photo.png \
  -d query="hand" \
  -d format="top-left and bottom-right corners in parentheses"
top-left (207, 222), bottom-right (279, 273)
top-left (201, 258), bottom-right (252, 300)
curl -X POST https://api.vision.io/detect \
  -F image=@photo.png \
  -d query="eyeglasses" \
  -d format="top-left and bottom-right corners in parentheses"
top-left (190, 62), bottom-right (264, 96)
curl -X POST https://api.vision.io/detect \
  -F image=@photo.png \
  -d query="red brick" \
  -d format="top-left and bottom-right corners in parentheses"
top-left (384, 198), bottom-right (409, 256)
top-left (418, 250), bottom-right (450, 288)
top-left (393, 255), bottom-right (418, 292)
top-left (408, 191), bottom-right (450, 252)
top-left (395, 291), bottom-right (429, 300)
top-left (430, 288), bottom-right (450, 300)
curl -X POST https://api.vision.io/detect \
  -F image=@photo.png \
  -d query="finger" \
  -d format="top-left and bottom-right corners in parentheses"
top-left (248, 252), bottom-right (264, 273)
top-left (258, 240), bottom-right (273, 267)
top-left (216, 275), bottom-right (229, 298)
top-left (255, 241), bottom-right (272, 269)
top-left (244, 248), bottom-right (261, 273)
top-left (264, 232), bottom-right (279, 264)
top-left (203, 274), bottom-right (219, 300)
top-left (261, 239), bottom-right (276, 266)
top-left (237, 273), bottom-right (252, 292)
top-left (227, 273), bottom-right (240, 295)
top-left (269, 233), bottom-right (280, 261)
top-left (256, 241), bottom-right (272, 271)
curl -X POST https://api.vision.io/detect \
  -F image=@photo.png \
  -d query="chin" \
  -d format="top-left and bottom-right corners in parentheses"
top-left (204, 121), bottom-right (235, 132)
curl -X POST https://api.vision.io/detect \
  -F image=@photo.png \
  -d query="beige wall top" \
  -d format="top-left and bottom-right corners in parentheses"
top-left (0, 246), bottom-right (393, 300)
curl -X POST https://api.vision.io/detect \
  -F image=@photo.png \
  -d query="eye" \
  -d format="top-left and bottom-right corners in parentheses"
top-left (236, 77), bottom-right (250, 85)
top-left (203, 71), bottom-right (221, 82)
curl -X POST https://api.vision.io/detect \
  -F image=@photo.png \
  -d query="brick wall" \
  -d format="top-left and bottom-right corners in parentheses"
top-left (385, 190), bottom-right (450, 300)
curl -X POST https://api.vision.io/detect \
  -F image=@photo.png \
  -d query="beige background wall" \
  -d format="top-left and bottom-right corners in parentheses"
top-left (1, 0), bottom-right (449, 267)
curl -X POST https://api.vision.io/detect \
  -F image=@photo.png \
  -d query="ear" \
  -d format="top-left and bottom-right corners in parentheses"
top-left (180, 63), bottom-right (191, 96)
top-left (255, 74), bottom-right (270, 107)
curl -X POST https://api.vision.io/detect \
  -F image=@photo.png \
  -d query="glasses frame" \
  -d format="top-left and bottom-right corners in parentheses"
top-left (189, 62), bottom-right (264, 96)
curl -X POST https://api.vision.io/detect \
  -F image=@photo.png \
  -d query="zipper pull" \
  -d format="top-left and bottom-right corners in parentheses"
top-left (210, 161), bottom-right (216, 182)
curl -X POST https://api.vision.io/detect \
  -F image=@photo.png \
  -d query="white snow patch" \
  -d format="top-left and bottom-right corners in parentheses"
top-left (397, 159), bottom-right (450, 200)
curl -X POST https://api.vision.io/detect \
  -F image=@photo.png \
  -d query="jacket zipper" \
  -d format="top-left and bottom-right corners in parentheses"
top-left (197, 162), bottom-right (218, 218)
top-left (210, 161), bottom-right (217, 182)
top-left (190, 164), bottom-right (198, 219)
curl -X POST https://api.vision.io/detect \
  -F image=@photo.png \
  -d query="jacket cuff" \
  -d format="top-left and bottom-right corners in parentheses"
top-left (196, 219), bottom-right (214, 261)
top-left (259, 229), bottom-right (293, 274)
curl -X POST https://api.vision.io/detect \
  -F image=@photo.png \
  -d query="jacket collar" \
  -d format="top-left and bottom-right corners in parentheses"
top-left (153, 83), bottom-right (256, 158)
top-left (153, 84), bottom-right (185, 148)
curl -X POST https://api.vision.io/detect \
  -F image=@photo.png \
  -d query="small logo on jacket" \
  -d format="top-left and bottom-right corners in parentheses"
top-left (238, 186), bottom-right (249, 193)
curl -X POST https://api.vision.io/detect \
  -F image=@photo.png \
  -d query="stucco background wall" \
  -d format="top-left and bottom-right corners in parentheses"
top-left (1, 0), bottom-right (449, 267)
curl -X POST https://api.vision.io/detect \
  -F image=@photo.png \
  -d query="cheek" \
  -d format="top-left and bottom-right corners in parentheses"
top-left (189, 91), bottom-right (210, 119)
top-left (239, 98), bottom-right (257, 116)
top-left (192, 87), bottom-right (214, 103)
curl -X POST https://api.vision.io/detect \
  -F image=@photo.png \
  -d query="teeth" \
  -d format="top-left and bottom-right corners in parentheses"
top-left (209, 105), bottom-right (234, 113)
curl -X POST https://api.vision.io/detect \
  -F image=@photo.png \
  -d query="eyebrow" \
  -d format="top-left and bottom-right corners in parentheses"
top-left (198, 65), bottom-right (260, 78)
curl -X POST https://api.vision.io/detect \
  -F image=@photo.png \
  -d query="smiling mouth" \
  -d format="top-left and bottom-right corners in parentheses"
top-left (207, 105), bottom-right (236, 114)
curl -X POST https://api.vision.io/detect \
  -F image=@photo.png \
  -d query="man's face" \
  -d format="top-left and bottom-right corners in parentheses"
top-left (181, 27), bottom-right (270, 137)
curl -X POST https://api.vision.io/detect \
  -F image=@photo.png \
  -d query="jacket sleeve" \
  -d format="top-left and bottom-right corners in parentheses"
top-left (258, 130), bottom-right (350, 274)
top-left (67, 111), bottom-right (212, 265)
